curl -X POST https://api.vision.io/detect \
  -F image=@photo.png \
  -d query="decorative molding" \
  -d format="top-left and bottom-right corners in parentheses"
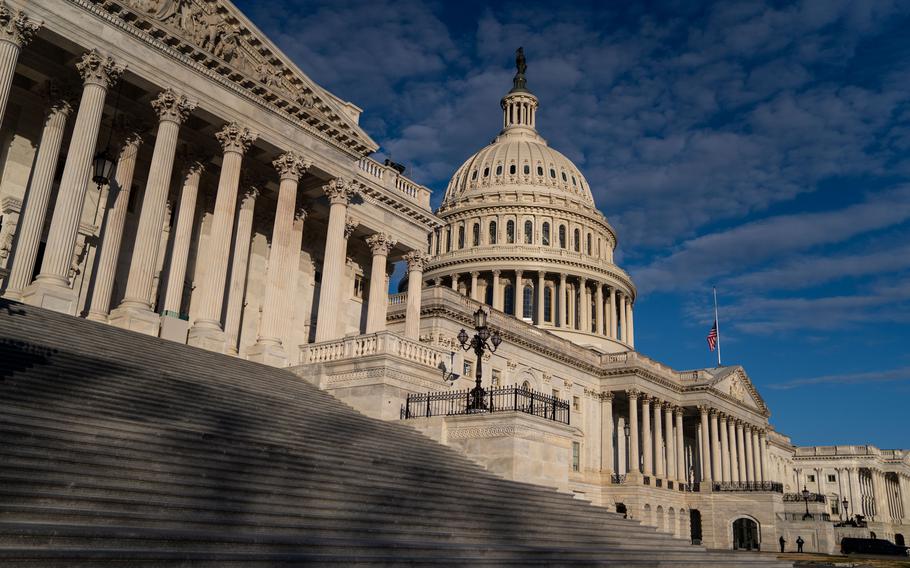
top-left (215, 121), bottom-right (257, 154)
top-left (150, 88), bottom-right (197, 124)
top-left (76, 48), bottom-right (125, 88)
top-left (323, 177), bottom-right (356, 206)
top-left (0, 1), bottom-right (41, 47)
top-left (272, 151), bottom-right (310, 181)
top-left (365, 232), bottom-right (395, 256)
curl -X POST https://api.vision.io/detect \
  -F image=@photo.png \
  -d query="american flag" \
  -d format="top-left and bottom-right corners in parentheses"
top-left (706, 321), bottom-right (718, 351)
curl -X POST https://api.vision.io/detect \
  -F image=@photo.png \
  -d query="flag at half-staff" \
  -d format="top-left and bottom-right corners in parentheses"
top-left (707, 287), bottom-right (721, 367)
top-left (706, 321), bottom-right (718, 351)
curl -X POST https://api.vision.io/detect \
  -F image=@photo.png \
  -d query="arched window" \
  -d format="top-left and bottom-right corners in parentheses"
top-left (586, 233), bottom-right (592, 255)
top-left (521, 380), bottom-right (531, 391)
top-left (458, 225), bottom-right (465, 249)
top-left (435, 229), bottom-right (441, 255)
top-left (506, 220), bottom-right (515, 244)
top-left (559, 225), bottom-right (566, 248)
top-left (446, 228), bottom-right (452, 252)
top-left (542, 222), bottom-right (551, 246)
top-left (472, 223), bottom-right (480, 246)
top-left (537, 165), bottom-right (544, 176)
top-left (561, 171), bottom-right (567, 182)
top-left (524, 220), bottom-right (533, 244)
top-left (544, 286), bottom-right (552, 322)
top-left (549, 168), bottom-right (556, 178)
top-left (503, 285), bottom-right (515, 315)
top-left (574, 228), bottom-right (580, 252)
top-left (523, 285), bottom-right (534, 319)
top-left (471, 170), bottom-right (477, 180)
top-left (509, 164), bottom-right (516, 175)
top-left (523, 164), bottom-right (530, 175)
top-left (495, 164), bottom-right (502, 176)
top-left (489, 220), bottom-right (497, 245)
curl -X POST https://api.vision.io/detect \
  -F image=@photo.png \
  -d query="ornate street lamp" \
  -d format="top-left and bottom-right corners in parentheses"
top-left (91, 149), bottom-right (116, 188)
top-left (438, 351), bottom-right (460, 385)
top-left (842, 497), bottom-right (849, 522)
top-left (457, 307), bottom-right (501, 412)
top-left (802, 486), bottom-right (813, 520)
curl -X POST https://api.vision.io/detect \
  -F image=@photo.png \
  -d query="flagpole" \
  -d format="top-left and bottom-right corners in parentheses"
top-left (713, 286), bottom-right (721, 367)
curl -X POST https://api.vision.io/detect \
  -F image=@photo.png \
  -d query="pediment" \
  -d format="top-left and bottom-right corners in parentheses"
top-left (710, 367), bottom-right (768, 413)
top-left (100, 0), bottom-right (377, 156)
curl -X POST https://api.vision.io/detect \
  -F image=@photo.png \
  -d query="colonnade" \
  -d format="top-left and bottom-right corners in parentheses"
top-left (0, 28), bottom-right (429, 362)
top-left (444, 269), bottom-right (634, 346)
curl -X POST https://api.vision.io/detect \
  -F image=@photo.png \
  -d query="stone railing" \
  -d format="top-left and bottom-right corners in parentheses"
top-left (601, 350), bottom-right (712, 382)
top-left (357, 157), bottom-right (432, 209)
top-left (712, 481), bottom-right (783, 493)
top-left (299, 330), bottom-right (445, 369)
top-left (794, 445), bottom-right (881, 457)
top-left (388, 292), bottom-right (407, 306)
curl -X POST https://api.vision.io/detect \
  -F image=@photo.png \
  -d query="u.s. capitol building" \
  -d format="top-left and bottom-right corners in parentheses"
top-left (0, 0), bottom-right (906, 557)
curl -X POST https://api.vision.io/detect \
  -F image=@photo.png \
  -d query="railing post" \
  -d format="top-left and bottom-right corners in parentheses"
top-left (513, 386), bottom-right (518, 411)
top-left (426, 391), bottom-right (431, 418)
top-left (405, 393), bottom-right (411, 419)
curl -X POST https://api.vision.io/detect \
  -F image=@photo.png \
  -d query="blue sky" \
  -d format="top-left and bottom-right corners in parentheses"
top-left (236, 0), bottom-right (910, 448)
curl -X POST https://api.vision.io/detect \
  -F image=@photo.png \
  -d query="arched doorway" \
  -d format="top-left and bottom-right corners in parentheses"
top-left (690, 509), bottom-right (702, 545)
top-left (895, 534), bottom-right (904, 546)
top-left (732, 517), bottom-right (760, 551)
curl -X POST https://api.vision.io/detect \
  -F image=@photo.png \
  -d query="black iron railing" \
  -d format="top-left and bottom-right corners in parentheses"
top-left (712, 481), bottom-right (784, 493)
top-left (783, 492), bottom-right (826, 503)
top-left (402, 385), bottom-right (570, 425)
top-left (610, 473), bottom-right (627, 485)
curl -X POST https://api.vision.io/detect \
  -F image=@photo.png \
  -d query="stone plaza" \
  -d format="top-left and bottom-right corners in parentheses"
top-left (0, 0), bottom-right (907, 560)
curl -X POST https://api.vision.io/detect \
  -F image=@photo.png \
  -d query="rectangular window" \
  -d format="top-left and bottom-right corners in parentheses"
top-left (807, 474), bottom-right (815, 483)
top-left (572, 441), bottom-right (580, 472)
top-left (491, 369), bottom-right (501, 388)
top-left (572, 396), bottom-right (580, 411)
top-left (463, 361), bottom-right (472, 377)
top-left (827, 474), bottom-right (836, 483)
top-left (552, 389), bottom-right (560, 399)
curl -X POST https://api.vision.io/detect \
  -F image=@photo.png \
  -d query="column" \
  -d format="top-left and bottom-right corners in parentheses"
top-left (628, 300), bottom-right (635, 347)
top-left (110, 90), bottom-right (196, 334)
top-left (751, 428), bottom-right (762, 482)
top-left (653, 398), bottom-right (664, 478)
top-left (719, 415), bottom-right (730, 483)
top-left (728, 418), bottom-right (740, 483)
top-left (187, 122), bottom-right (257, 351)
top-left (736, 421), bottom-right (747, 482)
top-left (608, 287), bottom-right (617, 339)
top-left (85, 130), bottom-right (145, 321)
top-left (248, 152), bottom-right (308, 364)
top-left (470, 271), bottom-right (479, 300)
top-left (674, 407), bottom-right (684, 483)
top-left (403, 251), bottom-right (428, 339)
top-left (641, 395), bottom-right (652, 476)
top-left (663, 404), bottom-right (675, 481)
top-left (451, 273), bottom-right (458, 291)
top-left (578, 277), bottom-right (588, 332)
top-left (601, 392), bottom-right (614, 474)
top-left (848, 468), bottom-right (861, 518)
top-left (699, 406), bottom-right (712, 483)
top-left (23, 50), bottom-right (124, 313)
top-left (5, 92), bottom-right (74, 299)
top-left (743, 426), bottom-right (754, 483)
top-left (536, 271), bottom-right (545, 324)
top-left (314, 178), bottom-right (356, 342)
top-left (872, 470), bottom-right (887, 520)
top-left (222, 185), bottom-right (259, 354)
top-left (159, 157), bottom-right (206, 321)
top-left (0, 3), bottom-right (40, 124)
top-left (558, 274), bottom-right (567, 327)
top-left (709, 410), bottom-right (722, 482)
top-left (491, 270), bottom-right (501, 310)
top-left (627, 390), bottom-right (640, 477)
top-left (514, 269), bottom-right (523, 318)
top-left (619, 292), bottom-right (628, 343)
top-left (364, 233), bottom-right (395, 333)
top-left (595, 282), bottom-right (604, 335)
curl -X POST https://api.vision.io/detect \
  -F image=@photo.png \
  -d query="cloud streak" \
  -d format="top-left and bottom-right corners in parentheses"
top-left (767, 366), bottom-right (910, 390)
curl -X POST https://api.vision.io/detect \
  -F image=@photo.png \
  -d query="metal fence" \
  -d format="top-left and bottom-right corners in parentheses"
top-left (712, 481), bottom-right (784, 493)
top-left (783, 492), bottom-right (826, 503)
top-left (402, 385), bottom-right (570, 425)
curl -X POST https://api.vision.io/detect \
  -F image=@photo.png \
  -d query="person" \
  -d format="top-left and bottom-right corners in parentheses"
top-left (796, 536), bottom-right (805, 553)
top-left (779, 536), bottom-right (786, 553)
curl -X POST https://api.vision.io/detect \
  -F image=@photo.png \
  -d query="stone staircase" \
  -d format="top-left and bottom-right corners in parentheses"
top-left (0, 299), bottom-right (792, 566)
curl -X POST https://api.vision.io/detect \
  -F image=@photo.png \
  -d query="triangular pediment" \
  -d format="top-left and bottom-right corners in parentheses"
top-left (108, 0), bottom-right (377, 156)
top-left (709, 367), bottom-right (768, 413)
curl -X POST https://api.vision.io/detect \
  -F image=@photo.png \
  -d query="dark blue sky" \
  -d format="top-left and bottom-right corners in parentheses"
top-left (236, 0), bottom-right (910, 448)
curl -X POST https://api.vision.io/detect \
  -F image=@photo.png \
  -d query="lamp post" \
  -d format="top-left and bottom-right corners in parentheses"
top-left (624, 423), bottom-right (631, 477)
top-left (842, 497), bottom-right (849, 522)
top-left (802, 486), bottom-right (813, 520)
top-left (457, 307), bottom-right (501, 412)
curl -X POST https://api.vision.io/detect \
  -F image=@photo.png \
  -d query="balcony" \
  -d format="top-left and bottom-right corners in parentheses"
top-left (712, 481), bottom-right (784, 493)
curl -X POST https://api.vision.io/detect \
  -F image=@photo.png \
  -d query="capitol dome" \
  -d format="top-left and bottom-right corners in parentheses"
top-left (424, 49), bottom-right (637, 353)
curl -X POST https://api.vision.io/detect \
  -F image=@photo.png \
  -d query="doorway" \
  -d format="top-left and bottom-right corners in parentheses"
top-left (895, 533), bottom-right (904, 546)
top-left (690, 509), bottom-right (702, 545)
top-left (732, 517), bottom-right (760, 550)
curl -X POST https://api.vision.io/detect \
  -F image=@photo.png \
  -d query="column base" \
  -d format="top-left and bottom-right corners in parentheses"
top-left (20, 279), bottom-right (79, 315)
top-left (246, 341), bottom-right (288, 367)
top-left (109, 305), bottom-right (161, 336)
top-left (85, 311), bottom-right (109, 323)
top-left (159, 314), bottom-right (189, 344)
top-left (187, 324), bottom-right (226, 353)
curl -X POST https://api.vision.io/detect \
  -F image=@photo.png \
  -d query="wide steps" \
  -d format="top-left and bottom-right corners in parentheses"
top-left (0, 300), bottom-right (791, 567)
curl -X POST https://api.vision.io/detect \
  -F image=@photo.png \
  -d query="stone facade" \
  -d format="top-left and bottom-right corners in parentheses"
top-left (0, 0), bottom-right (905, 555)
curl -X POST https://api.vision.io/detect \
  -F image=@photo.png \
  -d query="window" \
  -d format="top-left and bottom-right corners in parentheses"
top-left (472, 223), bottom-right (480, 246)
top-left (549, 168), bottom-right (556, 178)
top-left (586, 233), bottom-right (592, 255)
top-left (542, 222), bottom-right (551, 245)
top-left (446, 228), bottom-right (452, 252)
top-left (503, 285), bottom-right (514, 315)
top-left (521, 380), bottom-right (531, 391)
top-left (561, 171), bottom-right (567, 182)
top-left (471, 170), bottom-right (477, 180)
top-left (572, 175), bottom-right (577, 186)
top-left (463, 361), bottom-right (473, 377)
top-left (807, 474), bottom-right (816, 483)
top-left (495, 164), bottom-right (502, 176)
top-left (523, 285), bottom-right (533, 319)
top-left (524, 220), bottom-right (533, 244)
top-left (492, 369), bottom-right (501, 387)
top-left (573, 228), bottom-right (580, 252)
top-left (434, 230), bottom-right (440, 255)
top-left (483, 167), bottom-right (489, 177)
top-left (353, 275), bottom-right (364, 299)
top-left (458, 225), bottom-right (465, 249)
top-left (537, 165), bottom-right (544, 176)
top-left (523, 164), bottom-right (529, 175)
top-left (489, 220), bottom-right (497, 245)
top-left (552, 389), bottom-right (560, 398)
top-left (559, 225), bottom-right (566, 248)
top-left (827, 474), bottom-right (836, 483)
top-left (509, 164), bottom-right (516, 175)
top-left (544, 287), bottom-right (552, 322)
top-left (572, 396), bottom-right (580, 411)
top-left (506, 220), bottom-right (515, 243)
top-left (572, 442), bottom-right (580, 472)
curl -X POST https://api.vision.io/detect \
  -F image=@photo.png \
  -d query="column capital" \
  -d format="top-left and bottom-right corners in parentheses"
top-left (697, 404), bottom-right (710, 415)
top-left (151, 88), bottom-right (197, 124)
top-left (294, 205), bottom-right (310, 222)
top-left (492, 269), bottom-right (501, 276)
top-left (42, 80), bottom-right (79, 118)
top-left (272, 151), bottom-right (310, 181)
top-left (112, 117), bottom-right (147, 155)
top-left (662, 401), bottom-right (674, 412)
top-left (559, 273), bottom-right (567, 283)
top-left (404, 250), bottom-right (429, 272)
top-left (343, 215), bottom-right (359, 239)
top-left (470, 270), bottom-right (480, 277)
top-left (0, 3), bottom-right (41, 48)
top-left (625, 388), bottom-right (640, 400)
top-left (600, 391), bottom-right (614, 402)
top-left (515, 269), bottom-right (523, 277)
top-left (215, 121), bottom-right (257, 154)
top-left (673, 405), bottom-right (685, 416)
top-left (323, 177), bottom-right (357, 205)
top-left (76, 49), bottom-right (125, 88)
top-left (366, 232), bottom-right (395, 256)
